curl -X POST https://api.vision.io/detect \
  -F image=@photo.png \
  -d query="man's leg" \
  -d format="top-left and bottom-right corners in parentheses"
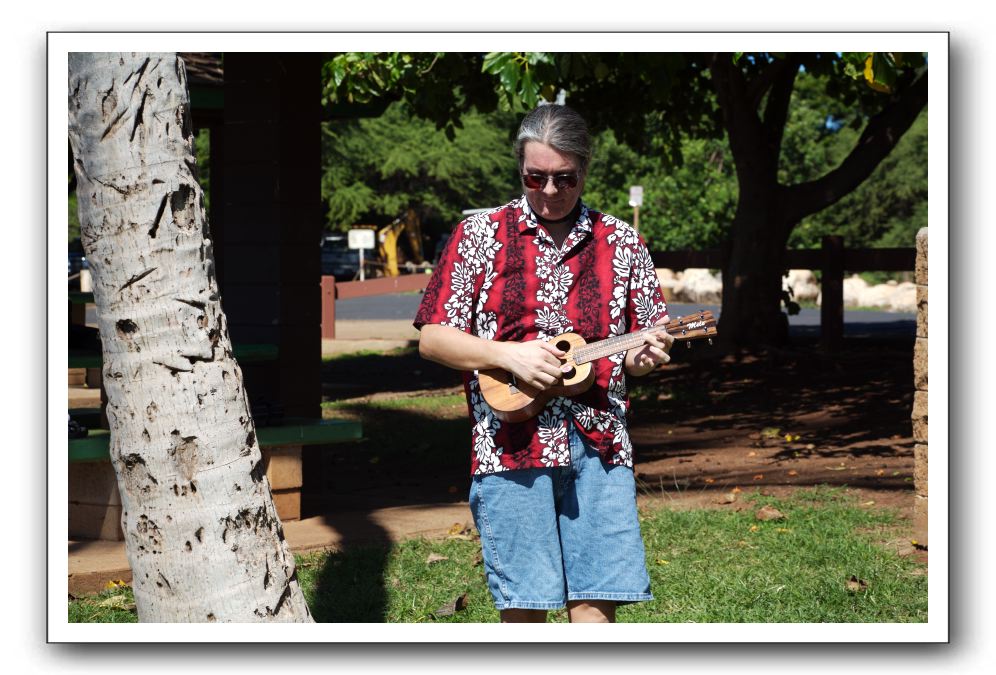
top-left (567, 600), bottom-right (615, 623)
top-left (501, 609), bottom-right (548, 623)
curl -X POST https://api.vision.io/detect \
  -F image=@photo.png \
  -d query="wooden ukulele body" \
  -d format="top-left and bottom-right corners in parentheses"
top-left (478, 332), bottom-right (594, 423)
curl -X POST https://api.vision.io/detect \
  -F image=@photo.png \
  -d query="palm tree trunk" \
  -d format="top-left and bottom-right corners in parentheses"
top-left (68, 52), bottom-right (312, 622)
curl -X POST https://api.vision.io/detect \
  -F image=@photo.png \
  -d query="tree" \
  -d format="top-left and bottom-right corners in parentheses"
top-left (321, 102), bottom-right (521, 237)
top-left (324, 51), bottom-right (927, 347)
top-left (68, 52), bottom-right (312, 622)
top-left (707, 52), bottom-right (927, 345)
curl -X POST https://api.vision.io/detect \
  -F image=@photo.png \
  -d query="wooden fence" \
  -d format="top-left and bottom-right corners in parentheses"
top-left (322, 236), bottom-right (915, 351)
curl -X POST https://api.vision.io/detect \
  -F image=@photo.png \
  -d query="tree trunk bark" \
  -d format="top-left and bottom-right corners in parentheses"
top-left (68, 52), bottom-right (312, 622)
top-left (720, 193), bottom-right (791, 349)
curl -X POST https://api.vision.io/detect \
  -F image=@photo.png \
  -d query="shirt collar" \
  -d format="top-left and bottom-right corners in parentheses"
top-left (516, 195), bottom-right (593, 237)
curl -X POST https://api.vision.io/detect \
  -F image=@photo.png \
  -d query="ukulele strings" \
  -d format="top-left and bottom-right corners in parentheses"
top-left (572, 326), bottom-right (660, 365)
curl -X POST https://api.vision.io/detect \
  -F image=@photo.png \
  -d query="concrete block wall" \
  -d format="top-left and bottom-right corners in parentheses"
top-left (913, 228), bottom-right (928, 547)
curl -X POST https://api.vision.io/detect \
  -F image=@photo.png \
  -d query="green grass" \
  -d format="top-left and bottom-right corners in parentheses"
top-left (68, 585), bottom-right (138, 623)
top-left (322, 392), bottom-right (465, 413)
top-left (69, 487), bottom-right (926, 623)
top-left (321, 346), bottom-right (417, 362)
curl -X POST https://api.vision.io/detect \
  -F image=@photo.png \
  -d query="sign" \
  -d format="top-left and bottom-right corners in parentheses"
top-left (628, 185), bottom-right (644, 207)
top-left (348, 228), bottom-right (376, 250)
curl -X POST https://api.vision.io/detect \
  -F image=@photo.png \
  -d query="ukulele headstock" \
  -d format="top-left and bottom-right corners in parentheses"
top-left (662, 310), bottom-right (718, 346)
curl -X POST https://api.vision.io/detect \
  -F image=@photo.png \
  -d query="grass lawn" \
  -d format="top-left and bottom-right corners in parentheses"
top-left (69, 487), bottom-right (926, 624)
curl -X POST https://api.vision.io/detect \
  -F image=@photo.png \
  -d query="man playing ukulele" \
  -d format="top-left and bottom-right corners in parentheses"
top-left (415, 104), bottom-right (673, 623)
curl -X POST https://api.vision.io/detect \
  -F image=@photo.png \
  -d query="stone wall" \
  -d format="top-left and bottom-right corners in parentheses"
top-left (913, 229), bottom-right (928, 547)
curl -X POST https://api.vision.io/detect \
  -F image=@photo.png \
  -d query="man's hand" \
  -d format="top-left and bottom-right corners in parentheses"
top-left (624, 316), bottom-right (674, 377)
top-left (498, 339), bottom-right (567, 391)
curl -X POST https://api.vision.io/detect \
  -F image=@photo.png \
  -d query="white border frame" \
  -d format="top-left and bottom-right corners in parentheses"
top-left (48, 32), bottom-right (948, 644)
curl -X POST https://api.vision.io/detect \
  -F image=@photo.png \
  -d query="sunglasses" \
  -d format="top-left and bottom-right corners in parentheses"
top-left (521, 172), bottom-right (580, 191)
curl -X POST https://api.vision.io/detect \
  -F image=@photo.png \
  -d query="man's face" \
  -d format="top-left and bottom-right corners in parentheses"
top-left (521, 141), bottom-right (585, 223)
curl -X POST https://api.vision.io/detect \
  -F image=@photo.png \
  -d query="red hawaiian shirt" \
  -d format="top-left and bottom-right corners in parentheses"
top-left (414, 196), bottom-right (667, 476)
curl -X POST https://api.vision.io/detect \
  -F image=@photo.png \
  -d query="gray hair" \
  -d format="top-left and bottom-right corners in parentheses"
top-left (514, 104), bottom-right (593, 177)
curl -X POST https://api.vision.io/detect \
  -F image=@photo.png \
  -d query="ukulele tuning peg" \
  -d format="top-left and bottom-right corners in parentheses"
top-left (708, 338), bottom-right (713, 346)
top-left (686, 341), bottom-right (692, 349)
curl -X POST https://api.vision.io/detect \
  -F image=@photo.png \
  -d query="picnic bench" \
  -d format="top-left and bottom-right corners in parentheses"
top-left (68, 293), bottom-right (361, 540)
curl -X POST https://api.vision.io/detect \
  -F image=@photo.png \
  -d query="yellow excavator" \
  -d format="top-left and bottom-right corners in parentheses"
top-left (375, 207), bottom-right (431, 277)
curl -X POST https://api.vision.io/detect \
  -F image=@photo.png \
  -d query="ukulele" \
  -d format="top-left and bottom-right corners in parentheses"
top-left (479, 311), bottom-right (718, 423)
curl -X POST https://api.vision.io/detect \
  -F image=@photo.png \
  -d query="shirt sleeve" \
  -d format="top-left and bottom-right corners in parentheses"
top-left (413, 220), bottom-right (479, 333)
top-left (625, 233), bottom-right (669, 331)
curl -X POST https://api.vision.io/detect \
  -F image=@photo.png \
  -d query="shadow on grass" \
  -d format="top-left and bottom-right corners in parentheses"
top-left (301, 397), bottom-right (472, 622)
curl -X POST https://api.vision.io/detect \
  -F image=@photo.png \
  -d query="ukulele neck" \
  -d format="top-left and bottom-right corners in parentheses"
top-left (572, 326), bottom-right (659, 365)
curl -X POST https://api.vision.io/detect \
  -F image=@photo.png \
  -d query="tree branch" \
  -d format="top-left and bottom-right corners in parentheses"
top-left (708, 53), bottom-right (771, 184)
top-left (782, 71), bottom-right (928, 225)
top-left (762, 55), bottom-right (801, 159)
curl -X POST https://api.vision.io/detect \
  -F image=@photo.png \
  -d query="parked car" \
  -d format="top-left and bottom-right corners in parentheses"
top-left (320, 235), bottom-right (360, 281)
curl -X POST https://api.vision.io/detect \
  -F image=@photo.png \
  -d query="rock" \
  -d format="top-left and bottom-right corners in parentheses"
top-left (672, 268), bottom-right (723, 304)
top-left (655, 268), bottom-right (680, 302)
top-left (755, 505), bottom-right (786, 521)
top-left (783, 269), bottom-right (820, 303)
top-left (842, 275), bottom-right (869, 307)
top-left (888, 281), bottom-right (916, 312)
top-left (856, 282), bottom-right (896, 309)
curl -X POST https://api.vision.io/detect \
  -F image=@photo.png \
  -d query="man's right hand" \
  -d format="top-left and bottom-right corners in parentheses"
top-left (498, 340), bottom-right (567, 391)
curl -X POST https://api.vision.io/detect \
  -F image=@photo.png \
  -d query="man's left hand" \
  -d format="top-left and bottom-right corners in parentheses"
top-left (624, 316), bottom-right (674, 376)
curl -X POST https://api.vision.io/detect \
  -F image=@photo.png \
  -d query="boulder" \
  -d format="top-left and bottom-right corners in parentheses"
top-left (672, 268), bottom-right (723, 304)
top-left (842, 275), bottom-right (870, 307)
top-left (655, 268), bottom-right (679, 303)
top-left (889, 281), bottom-right (916, 313)
top-left (783, 269), bottom-right (820, 303)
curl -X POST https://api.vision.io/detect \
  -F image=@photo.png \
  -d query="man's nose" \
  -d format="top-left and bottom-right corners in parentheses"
top-left (542, 178), bottom-right (559, 195)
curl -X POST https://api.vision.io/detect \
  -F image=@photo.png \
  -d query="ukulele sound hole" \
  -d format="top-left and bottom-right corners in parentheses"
top-left (555, 340), bottom-right (572, 353)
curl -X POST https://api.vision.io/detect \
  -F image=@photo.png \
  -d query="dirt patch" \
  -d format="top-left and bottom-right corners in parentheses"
top-left (316, 336), bottom-right (920, 558)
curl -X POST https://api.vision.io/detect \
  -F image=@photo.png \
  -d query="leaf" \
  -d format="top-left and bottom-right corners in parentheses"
top-left (426, 553), bottom-right (449, 565)
top-left (717, 491), bottom-right (737, 504)
top-left (787, 470), bottom-right (798, 477)
top-left (846, 575), bottom-right (869, 592)
top-left (431, 593), bottom-right (469, 618)
top-left (755, 505), bottom-right (786, 521)
top-left (521, 69), bottom-right (537, 109)
top-left (97, 595), bottom-right (135, 611)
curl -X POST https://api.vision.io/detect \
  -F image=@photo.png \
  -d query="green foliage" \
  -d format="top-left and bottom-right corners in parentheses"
top-left (583, 132), bottom-right (736, 250)
top-left (783, 71), bottom-right (928, 250)
top-left (321, 102), bottom-right (521, 237)
top-left (322, 52), bottom-right (498, 140)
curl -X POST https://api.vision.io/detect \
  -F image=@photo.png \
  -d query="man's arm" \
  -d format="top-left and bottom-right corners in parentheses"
top-left (419, 324), bottom-right (568, 391)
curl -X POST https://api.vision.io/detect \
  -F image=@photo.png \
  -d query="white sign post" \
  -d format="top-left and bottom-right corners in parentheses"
top-left (629, 185), bottom-right (643, 232)
top-left (348, 228), bottom-right (376, 282)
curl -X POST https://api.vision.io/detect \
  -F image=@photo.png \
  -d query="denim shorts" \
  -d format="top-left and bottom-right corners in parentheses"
top-left (468, 424), bottom-right (653, 611)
